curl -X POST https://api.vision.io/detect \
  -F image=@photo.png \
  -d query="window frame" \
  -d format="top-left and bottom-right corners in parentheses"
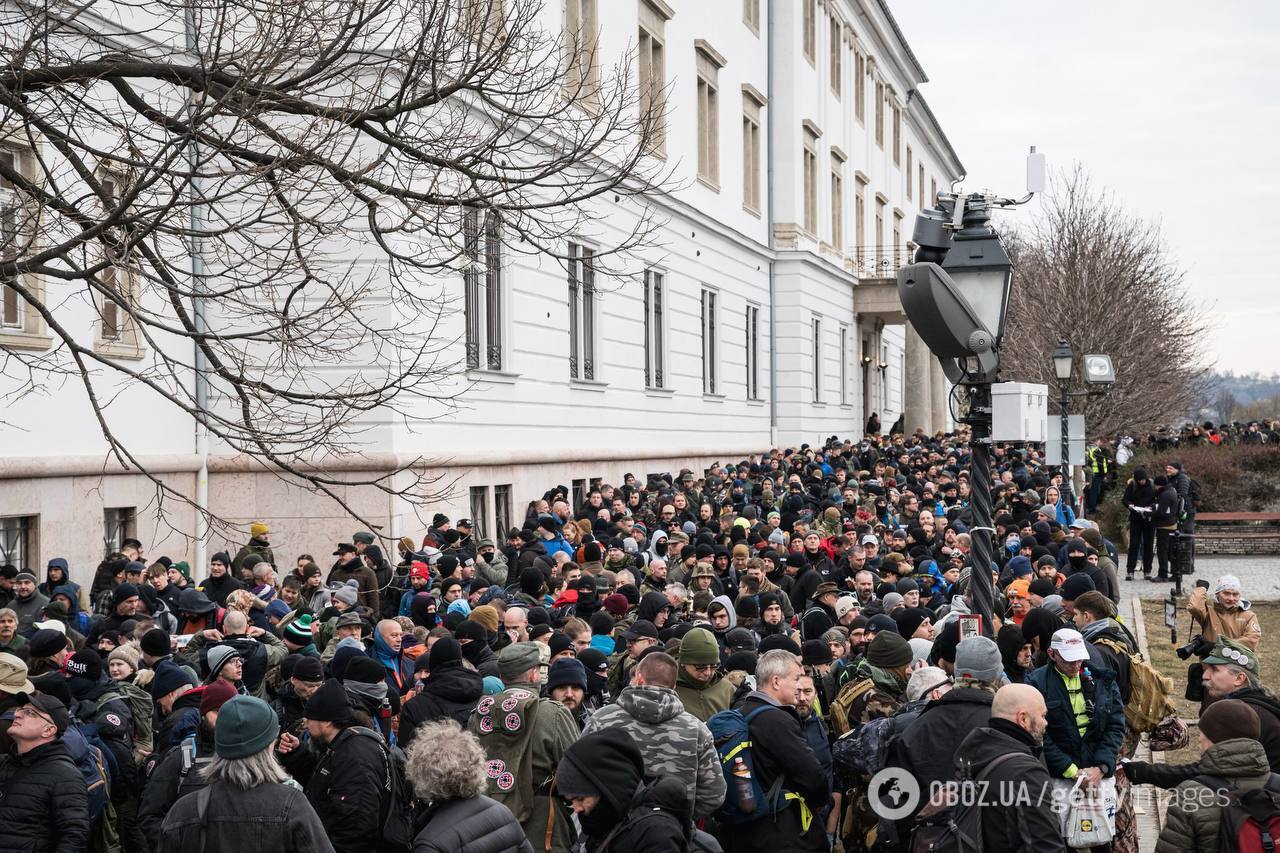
top-left (494, 484), bottom-right (513, 537)
top-left (563, 0), bottom-right (601, 111)
top-left (743, 0), bottom-right (759, 33)
top-left (93, 167), bottom-right (145, 360)
top-left (811, 316), bottom-right (822, 404)
top-left (103, 507), bottom-right (137, 559)
top-left (0, 143), bottom-right (49, 351)
top-left (700, 286), bottom-right (719, 395)
top-left (567, 241), bottom-right (598, 381)
top-left (463, 208), bottom-right (506, 373)
top-left (742, 86), bottom-right (766, 215)
top-left (853, 49), bottom-right (866, 123)
top-left (905, 146), bottom-right (913, 200)
top-left (829, 15), bottom-right (842, 98)
top-left (643, 267), bottom-right (667, 390)
top-left (745, 302), bottom-right (761, 401)
top-left (802, 123), bottom-right (820, 237)
top-left (830, 151), bottom-right (845, 251)
top-left (695, 42), bottom-right (725, 190)
top-left (802, 0), bottom-right (816, 64)
top-left (874, 79), bottom-right (885, 149)
top-left (0, 515), bottom-right (36, 573)
top-left (469, 485), bottom-right (491, 539)
top-left (839, 325), bottom-right (849, 406)
top-left (638, 0), bottom-right (671, 158)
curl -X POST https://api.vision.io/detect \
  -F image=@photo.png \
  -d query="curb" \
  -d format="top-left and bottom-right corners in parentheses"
top-left (1128, 593), bottom-right (1169, 845)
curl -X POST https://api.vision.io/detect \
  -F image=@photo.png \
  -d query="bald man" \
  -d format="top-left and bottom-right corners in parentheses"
top-left (951, 684), bottom-right (1067, 853)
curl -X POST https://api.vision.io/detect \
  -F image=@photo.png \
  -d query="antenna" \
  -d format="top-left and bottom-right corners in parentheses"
top-left (1026, 145), bottom-right (1046, 195)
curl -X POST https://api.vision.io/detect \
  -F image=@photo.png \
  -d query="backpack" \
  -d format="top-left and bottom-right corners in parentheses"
top-left (908, 753), bottom-right (1020, 853)
top-left (343, 726), bottom-right (413, 852)
top-left (99, 682), bottom-right (155, 753)
top-left (832, 711), bottom-right (909, 780)
top-left (61, 724), bottom-right (113, 821)
top-left (1194, 772), bottom-right (1280, 853)
top-left (1092, 637), bottom-right (1176, 732)
top-left (829, 678), bottom-right (877, 737)
top-left (707, 705), bottom-right (787, 825)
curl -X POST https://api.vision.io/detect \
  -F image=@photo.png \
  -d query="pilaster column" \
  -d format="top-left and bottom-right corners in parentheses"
top-left (903, 323), bottom-right (932, 436)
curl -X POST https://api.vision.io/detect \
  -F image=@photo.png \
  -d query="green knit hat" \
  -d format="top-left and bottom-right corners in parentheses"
top-left (173, 561), bottom-right (191, 581)
top-left (284, 613), bottom-right (314, 644)
top-left (866, 631), bottom-right (913, 668)
top-left (677, 627), bottom-right (720, 667)
top-left (214, 696), bottom-right (279, 760)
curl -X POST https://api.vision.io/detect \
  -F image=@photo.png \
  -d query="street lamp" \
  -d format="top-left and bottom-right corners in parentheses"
top-left (1052, 338), bottom-right (1074, 486)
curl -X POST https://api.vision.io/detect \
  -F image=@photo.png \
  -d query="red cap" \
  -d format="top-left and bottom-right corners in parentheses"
top-left (410, 561), bottom-right (430, 580)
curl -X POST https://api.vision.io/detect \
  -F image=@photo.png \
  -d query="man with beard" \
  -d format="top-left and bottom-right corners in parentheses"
top-left (399, 638), bottom-right (483, 747)
top-left (952, 684), bottom-right (1066, 852)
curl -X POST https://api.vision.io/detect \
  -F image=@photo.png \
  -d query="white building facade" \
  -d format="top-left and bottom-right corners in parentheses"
top-left (0, 0), bottom-right (963, 584)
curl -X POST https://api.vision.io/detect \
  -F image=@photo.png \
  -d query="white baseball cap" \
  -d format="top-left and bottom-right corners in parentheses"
top-left (834, 597), bottom-right (859, 620)
top-left (860, 534), bottom-right (879, 546)
top-left (1050, 628), bottom-right (1089, 662)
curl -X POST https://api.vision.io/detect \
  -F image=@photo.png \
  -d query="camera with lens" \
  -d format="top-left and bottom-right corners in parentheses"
top-left (1176, 634), bottom-right (1213, 661)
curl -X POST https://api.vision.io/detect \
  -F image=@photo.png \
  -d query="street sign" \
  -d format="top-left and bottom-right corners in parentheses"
top-left (1045, 414), bottom-right (1086, 465)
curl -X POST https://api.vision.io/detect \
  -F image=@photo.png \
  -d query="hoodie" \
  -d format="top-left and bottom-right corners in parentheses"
top-left (580, 684), bottom-right (726, 818)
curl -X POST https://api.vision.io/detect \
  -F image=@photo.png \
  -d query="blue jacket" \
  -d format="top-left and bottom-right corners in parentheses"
top-left (540, 535), bottom-right (575, 560)
top-left (1026, 651), bottom-right (1126, 776)
top-left (1054, 502), bottom-right (1076, 527)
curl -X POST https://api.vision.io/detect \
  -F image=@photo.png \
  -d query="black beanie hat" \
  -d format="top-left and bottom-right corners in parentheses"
top-left (65, 648), bottom-right (104, 681)
top-left (582, 542), bottom-right (602, 563)
top-left (556, 729), bottom-right (644, 814)
top-left (519, 568), bottom-right (545, 596)
top-left (428, 637), bottom-right (463, 671)
top-left (140, 628), bottom-right (171, 658)
top-left (758, 634), bottom-right (801, 656)
top-left (303, 678), bottom-right (353, 722)
top-left (894, 607), bottom-right (931, 639)
top-left (28, 628), bottom-right (69, 659)
top-left (549, 633), bottom-right (575, 659)
top-left (1060, 573), bottom-right (1095, 602)
top-left (929, 619), bottom-right (961, 666)
top-left (802, 639), bottom-right (834, 666)
top-left (343, 655), bottom-right (386, 685)
top-left (865, 631), bottom-right (912, 668)
top-left (148, 660), bottom-right (195, 700)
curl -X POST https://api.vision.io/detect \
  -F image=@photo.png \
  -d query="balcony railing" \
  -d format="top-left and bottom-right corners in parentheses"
top-left (851, 244), bottom-right (914, 280)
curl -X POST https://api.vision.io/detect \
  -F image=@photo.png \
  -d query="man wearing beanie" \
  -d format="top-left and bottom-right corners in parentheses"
top-left (674, 627), bottom-right (736, 722)
top-left (138, 677), bottom-right (238, 838)
top-left (1188, 573), bottom-right (1262, 651)
top-left (198, 552), bottom-right (244, 607)
top-left (8, 570), bottom-right (48, 637)
top-left (556, 728), bottom-right (689, 852)
top-left (84, 581), bottom-right (140, 646)
top-left (831, 630), bottom-right (911, 736)
top-left (272, 654), bottom-right (325, 738)
top-left (155, 696), bottom-right (334, 853)
top-left (1155, 699), bottom-right (1270, 853)
top-left (891, 636), bottom-right (1004, 811)
top-left (468, 641), bottom-right (578, 852)
top-left (398, 637), bottom-right (483, 749)
top-left (544, 658), bottom-right (591, 729)
top-left (148, 661), bottom-right (199, 753)
top-left (281, 613), bottom-right (319, 657)
top-left (276, 679), bottom-right (391, 853)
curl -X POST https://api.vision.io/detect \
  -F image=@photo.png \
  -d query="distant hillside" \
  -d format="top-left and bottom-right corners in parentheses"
top-left (1202, 371), bottom-right (1280, 423)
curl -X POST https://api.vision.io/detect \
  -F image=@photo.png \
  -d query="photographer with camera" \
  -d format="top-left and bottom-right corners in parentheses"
top-left (1188, 575), bottom-right (1262, 651)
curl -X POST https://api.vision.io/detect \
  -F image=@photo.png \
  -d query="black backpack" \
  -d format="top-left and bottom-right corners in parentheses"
top-left (342, 727), bottom-right (414, 852)
top-left (908, 754), bottom-right (1019, 853)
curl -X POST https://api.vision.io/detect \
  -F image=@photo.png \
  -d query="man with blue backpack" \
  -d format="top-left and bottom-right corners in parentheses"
top-left (712, 648), bottom-right (828, 852)
top-left (0, 690), bottom-right (91, 853)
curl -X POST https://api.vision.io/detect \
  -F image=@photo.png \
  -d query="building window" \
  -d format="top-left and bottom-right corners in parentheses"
top-left (743, 0), bottom-right (759, 33)
top-left (564, 0), bottom-right (600, 108)
top-left (811, 317), bottom-right (822, 403)
top-left (638, 0), bottom-right (669, 157)
top-left (494, 484), bottom-right (513, 537)
top-left (931, 177), bottom-right (938, 205)
top-left (853, 50), bottom-right (865, 123)
top-left (802, 124), bottom-right (819, 236)
top-left (572, 479), bottom-right (588, 511)
top-left (875, 197), bottom-right (885, 264)
top-left (830, 153), bottom-right (844, 251)
top-left (567, 242), bottom-right (597, 380)
top-left (905, 147), bottom-right (913, 200)
top-left (0, 147), bottom-right (37, 340)
top-left (0, 515), bottom-right (35, 573)
top-left (919, 163), bottom-right (926, 207)
top-left (469, 486), bottom-right (490, 538)
top-left (643, 268), bottom-right (665, 388)
top-left (742, 89), bottom-right (764, 214)
top-left (103, 507), bottom-right (136, 559)
top-left (854, 175), bottom-right (866, 262)
top-left (700, 288), bottom-right (718, 394)
top-left (745, 303), bottom-right (760, 400)
top-left (463, 209), bottom-right (503, 371)
top-left (802, 0), bottom-right (816, 63)
top-left (695, 43), bottom-right (723, 188)
top-left (874, 80), bottom-right (884, 148)
top-left (892, 104), bottom-right (901, 166)
top-left (839, 326), bottom-right (849, 405)
top-left (893, 209), bottom-right (904, 266)
top-left (829, 16), bottom-right (842, 98)
top-left (94, 170), bottom-right (144, 358)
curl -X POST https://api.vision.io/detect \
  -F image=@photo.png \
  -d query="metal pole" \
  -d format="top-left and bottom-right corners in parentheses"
top-left (186, 4), bottom-right (210, 572)
top-left (1060, 380), bottom-right (1070, 489)
top-left (966, 384), bottom-right (996, 634)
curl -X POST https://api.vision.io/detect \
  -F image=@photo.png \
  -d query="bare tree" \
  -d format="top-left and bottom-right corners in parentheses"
top-left (0, 0), bottom-right (662, 536)
top-left (1001, 167), bottom-right (1211, 440)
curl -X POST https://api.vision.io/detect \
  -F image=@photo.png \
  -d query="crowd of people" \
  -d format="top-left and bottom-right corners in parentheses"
top-left (0, 428), bottom-right (1269, 853)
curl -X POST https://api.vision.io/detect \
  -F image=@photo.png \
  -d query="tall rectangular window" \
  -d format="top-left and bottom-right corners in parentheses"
top-left (103, 507), bottom-right (136, 559)
top-left (572, 479), bottom-right (588, 511)
top-left (696, 45), bottom-right (722, 187)
top-left (743, 0), bottom-right (759, 32)
top-left (494, 484), bottom-right (513, 538)
top-left (905, 147), bottom-right (913, 200)
top-left (931, 177), bottom-right (938, 205)
top-left (700, 288), bottom-right (718, 394)
top-left (0, 148), bottom-right (30, 332)
top-left (829, 16), bottom-right (842, 98)
top-left (0, 515), bottom-right (35, 573)
top-left (811, 317), bottom-right (822, 403)
top-left (469, 486), bottom-right (490, 538)
top-left (892, 104), bottom-right (902, 166)
top-left (638, 1), bottom-right (669, 157)
top-left (564, 0), bottom-right (600, 108)
top-left (839, 326), bottom-right (849, 405)
top-left (919, 163), bottom-right (926, 207)
top-left (875, 198), bottom-right (885, 261)
top-left (567, 242), bottom-right (596, 380)
top-left (643, 269), bottom-right (665, 388)
top-left (893, 210), bottom-right (903, 266)
top-left (463, 209), bottom-right (504, 371)
top-left (830, 153), bottom-right (844, 251)
top-left (742, 91), bottom-right (764, 214)
top-left (802, 0), bottom-right (816, 63)
top-left (98, 172), bottom-right (124, 341)
top-left (802, 125), bottom-right (819, 236)
top-left (745, 304), bottom-right (760, 400)
top-left (855, 176), bottom-right (866, 261)
top-left (853, 51), bottom-right (865, 123)
top-left (874, 80), bottom-right (885, 148)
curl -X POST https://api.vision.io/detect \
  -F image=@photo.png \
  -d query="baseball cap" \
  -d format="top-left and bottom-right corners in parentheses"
top-left (1049, 628), bottom-right (1089, 662)
top-left (833, 597), bottom-right (859, 620)
top-left (17, 693), bottom-right (70, 736)
top-left (860, 534), bottom-right (879, 547)
top-left (622, 620), bottom-right (658, 641)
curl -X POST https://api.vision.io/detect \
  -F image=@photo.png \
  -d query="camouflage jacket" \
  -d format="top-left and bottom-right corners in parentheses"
top-left (581, 685), bottom-right (727, 819)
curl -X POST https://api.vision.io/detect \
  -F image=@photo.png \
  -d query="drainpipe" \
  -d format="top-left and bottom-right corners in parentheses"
top-left (766, 0), bottom-right (778, 446)
top-left (186, 5), bottom-right (210, 572)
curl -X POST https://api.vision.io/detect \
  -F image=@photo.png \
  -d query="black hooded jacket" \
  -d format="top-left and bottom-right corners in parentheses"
top-left (399, 664), bottom-right (484, 749)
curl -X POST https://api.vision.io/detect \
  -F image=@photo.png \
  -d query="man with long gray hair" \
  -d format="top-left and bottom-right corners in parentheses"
top-left (156, 696), bottom-right (333, 853)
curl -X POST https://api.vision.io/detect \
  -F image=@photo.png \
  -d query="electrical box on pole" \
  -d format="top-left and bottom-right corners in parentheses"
top-left (991, 382), bottom-right (1047, 442)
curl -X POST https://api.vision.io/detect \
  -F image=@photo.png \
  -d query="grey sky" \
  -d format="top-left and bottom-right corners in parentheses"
top-left (892, 0), bottom-right (1280, 375)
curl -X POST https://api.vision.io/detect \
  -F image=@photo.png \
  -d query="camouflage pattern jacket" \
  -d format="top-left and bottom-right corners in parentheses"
top-left (581, 685), bottom-right (727, 819)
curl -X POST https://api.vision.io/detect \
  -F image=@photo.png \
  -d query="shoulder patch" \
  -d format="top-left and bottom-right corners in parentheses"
top-left (105, 713), bottom-right (123, 727)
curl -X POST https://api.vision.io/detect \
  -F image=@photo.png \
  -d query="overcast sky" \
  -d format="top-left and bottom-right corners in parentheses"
top-left (892, 1), bottom-right (1278, 376)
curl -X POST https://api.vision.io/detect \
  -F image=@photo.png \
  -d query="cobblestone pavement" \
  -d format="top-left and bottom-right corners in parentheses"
top-left (1119, 554), bottom-right (1280, 600)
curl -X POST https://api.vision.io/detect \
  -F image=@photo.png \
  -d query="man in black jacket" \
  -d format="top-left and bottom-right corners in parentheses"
top-left (1151, 475), bottom-right (1181, 582)
top-left (197, 552), bottom-right (245, 607)
top-left (0, 693), bottom-right (90, 853)
top-left (278, 679), bottom-right (390, 853)
top-left (727, 649), bottom-right (830, 853)
top-left (952, 683), bottom-right (1067, 853)
top-left (1121, 468), bottom-right (1157, 579)
top-left (398, 638), bottom-right (483, 749)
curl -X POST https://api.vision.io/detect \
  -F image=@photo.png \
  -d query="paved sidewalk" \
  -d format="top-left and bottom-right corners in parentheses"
top-left (1119, 554), bottom-right (1280, 600)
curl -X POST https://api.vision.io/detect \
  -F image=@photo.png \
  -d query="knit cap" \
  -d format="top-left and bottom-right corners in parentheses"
top-left (953, 636), bottom-right (1003, 685)
top-left (865, 631), bottom-right (913, 668)
top-left (1200, 698), bottom-right (1261, 743)
top-left (214, 696), bottom-right (279, 759)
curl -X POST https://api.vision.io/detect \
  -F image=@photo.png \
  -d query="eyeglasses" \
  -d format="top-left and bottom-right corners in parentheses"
top-left (13, 706), bottom-right (54, 727)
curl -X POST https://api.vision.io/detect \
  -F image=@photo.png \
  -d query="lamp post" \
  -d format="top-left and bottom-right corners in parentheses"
top-left (1052, 338), bottom-right (1074, 488)
top-left (897, 195), bottom-right (1014, 634)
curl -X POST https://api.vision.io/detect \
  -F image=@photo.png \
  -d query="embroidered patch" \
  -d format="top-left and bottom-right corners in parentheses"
top-left (504, 713), bottom-right (522, 732)
top-left (477, 697), bottom-right (495, 714)
top-left (500, 696), bottom-right (520, 713)
top-left (496, 772), bottom-right (515, 791)
top-left (508, 689), bottom-right (533, 701)
top-left (486, 760), bottom-right (505, 779)
top-left (105, 713), bottom-right (122, 727)
top-left (478, 715), bottom-right (494, 733)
